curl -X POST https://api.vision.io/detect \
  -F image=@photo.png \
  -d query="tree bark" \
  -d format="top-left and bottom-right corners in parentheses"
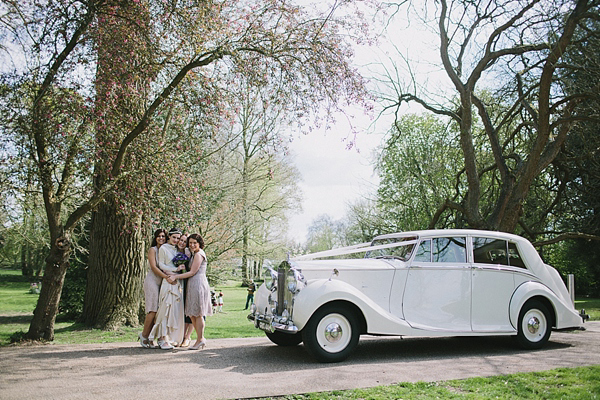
top-left (26, 233), bottom-right (71, 341)
top-left (83, 198), bottom-right (145, 329)
top-left (82, 1), bottom-right (151, 329)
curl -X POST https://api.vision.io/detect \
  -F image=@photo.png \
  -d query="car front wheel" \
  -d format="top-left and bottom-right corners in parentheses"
top-left (302, 305), bottom-right (360, 363)
top-left (516, 300), bottom-right (552, 349)
top-left (265, 330), bottom-right (303, 347)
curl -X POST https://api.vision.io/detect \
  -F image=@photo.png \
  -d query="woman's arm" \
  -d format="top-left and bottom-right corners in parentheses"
top-left (157, 246), bottom-right (178, 272)
top-left (174, 253), bottom-right (203, 280)
top-left (147, 247), bottom-right (169, 280)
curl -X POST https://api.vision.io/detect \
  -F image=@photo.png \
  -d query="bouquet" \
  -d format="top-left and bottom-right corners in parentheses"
top-left (172, 253), bottom-right (190, 272)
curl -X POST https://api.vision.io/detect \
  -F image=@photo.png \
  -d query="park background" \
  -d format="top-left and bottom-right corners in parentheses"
top-left (0, 0), bottom-right (599, 349)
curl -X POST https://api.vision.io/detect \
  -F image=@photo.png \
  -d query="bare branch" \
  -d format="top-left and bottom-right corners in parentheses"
top-left (533, 232), bottom-right (600, 247)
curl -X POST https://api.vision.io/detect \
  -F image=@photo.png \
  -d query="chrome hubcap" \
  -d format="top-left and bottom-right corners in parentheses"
top-left (527, 316), bottom-right (540, 334)
top-left (324, 322), bottom-right (342, 343)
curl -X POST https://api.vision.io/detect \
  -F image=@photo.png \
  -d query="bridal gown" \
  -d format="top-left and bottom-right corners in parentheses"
top-left (149, 243), bottom-right (184, 345)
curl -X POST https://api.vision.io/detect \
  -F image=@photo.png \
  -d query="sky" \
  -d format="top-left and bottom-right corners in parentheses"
top-left (281, 2), bottom-right (443, 244)
top-left (285, 126), bottom-right (385, 243)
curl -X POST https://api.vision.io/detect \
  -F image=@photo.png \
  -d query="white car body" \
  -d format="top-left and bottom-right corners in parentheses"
top-left (248, 229), bottom-right (587, 362)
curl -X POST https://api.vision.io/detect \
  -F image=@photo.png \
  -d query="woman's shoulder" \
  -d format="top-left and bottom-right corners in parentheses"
top-left (159, 243), bottom-right (174, 253)
top-left (197, 248), bottom-right (207, 259)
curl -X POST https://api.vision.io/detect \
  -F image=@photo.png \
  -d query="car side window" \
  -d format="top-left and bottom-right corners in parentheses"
top-left (414, 239), bottom-right (431, 262)
top-left (472, 238), bottom-right (527, 268)
top-left (432, 237), bottom-right (466, 263)
top-left (473, 237), bottom-right (509, 265)
top-left (508, 242), bottom-right (526, 268)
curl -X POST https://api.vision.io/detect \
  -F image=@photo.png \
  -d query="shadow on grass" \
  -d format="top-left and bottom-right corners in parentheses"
top-left (0, 315), bottom-right (32, 324)
top-left (0, 272), bottom-right (39, 283)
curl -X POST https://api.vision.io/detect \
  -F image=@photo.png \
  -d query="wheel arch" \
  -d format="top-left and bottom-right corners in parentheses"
top-left (509, 282), bottom-right (557, 329)
top-left (522, 296), bottom-right (556, 328)
top-left (291, 279), bottom-right (377, 332)
top-left (310, 300), bottom-right (367, 335)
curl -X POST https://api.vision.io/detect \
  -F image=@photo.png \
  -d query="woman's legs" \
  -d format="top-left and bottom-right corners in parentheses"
top-left (142, 311), bottom-right (156, 338)
top-left (183, 323), bottom-right (194, 342)
top-left (191, 315), bottom-right (206, 346)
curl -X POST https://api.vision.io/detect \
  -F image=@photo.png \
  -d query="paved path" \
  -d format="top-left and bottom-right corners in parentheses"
top-left (1, 322), bottom-right (599, 400)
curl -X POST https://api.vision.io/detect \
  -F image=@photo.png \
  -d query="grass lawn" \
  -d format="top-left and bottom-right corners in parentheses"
top-left (576, 297), bottom-right (600, 321)
top-left (261, 365), bottom-right (600, 399)
top-left (0, 268), bottom-right (262, 345)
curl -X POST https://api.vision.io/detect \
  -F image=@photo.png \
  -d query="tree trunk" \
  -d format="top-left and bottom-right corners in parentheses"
top-left (83, 198), bottom-right (145, 329)
top-left (21, 244), bottom-right (31, 277)
top-left (82, 1), bottom-right (151, 329)
top-left (241, 156), bottom-right (250, 280)
top-left (26, 233), bottom-right (71, 341)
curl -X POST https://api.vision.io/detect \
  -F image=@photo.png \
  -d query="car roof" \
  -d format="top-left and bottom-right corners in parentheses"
top-left (373, 229), bottom-right (527, 243)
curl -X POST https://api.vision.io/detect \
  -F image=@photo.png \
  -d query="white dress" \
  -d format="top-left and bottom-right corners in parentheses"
top-left (149, 244), bottom-right (184, 345)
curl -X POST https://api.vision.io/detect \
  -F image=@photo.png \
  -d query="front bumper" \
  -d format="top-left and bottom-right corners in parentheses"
top-left (247, 311), bottom-right (299, 333)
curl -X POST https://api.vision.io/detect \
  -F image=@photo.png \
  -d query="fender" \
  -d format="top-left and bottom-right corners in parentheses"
top-left (292, 278), bottom-right (414, 335)
top-left (509, 281), bottom-right (582, 330)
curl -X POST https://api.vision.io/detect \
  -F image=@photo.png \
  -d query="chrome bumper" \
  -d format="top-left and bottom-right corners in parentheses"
top-left (247, 312), bottom-right (299, 333)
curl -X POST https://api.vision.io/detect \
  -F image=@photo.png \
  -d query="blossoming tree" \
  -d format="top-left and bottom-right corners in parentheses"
top-left (0, 0), bottom-right (371, 340)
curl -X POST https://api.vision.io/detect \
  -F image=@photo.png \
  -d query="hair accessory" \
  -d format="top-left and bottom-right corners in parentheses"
top-left (169, 228), bottom-right (182, 236)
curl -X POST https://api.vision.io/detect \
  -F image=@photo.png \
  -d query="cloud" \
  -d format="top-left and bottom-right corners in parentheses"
top-left (286, 130), bottom-right (381, 242)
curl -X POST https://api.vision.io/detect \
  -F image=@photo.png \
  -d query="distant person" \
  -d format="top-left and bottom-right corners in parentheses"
top-left (171, 233), bottom-right (212, 350)
top-left (245, 279), bottom-right (255, 310)
top-left (149, 228), bottom-right (185, 350)
top-left (139, 228), bottom-right (167, 349)
top-left (217, 290), bottom-right (224, 312)
top-left (211, 290), bottom-right (217, 314)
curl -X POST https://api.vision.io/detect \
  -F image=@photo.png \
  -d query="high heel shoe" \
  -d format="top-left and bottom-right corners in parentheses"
top-left (139, 332), bottom-right (150, 349)
top-left (157, 339), bottom-right (174, 350)
top-left (189, 339), bottom-right (206, 350)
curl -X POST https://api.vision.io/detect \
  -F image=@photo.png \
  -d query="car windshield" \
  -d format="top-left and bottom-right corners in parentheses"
top-left (365, 236), bottom-right (417, 260)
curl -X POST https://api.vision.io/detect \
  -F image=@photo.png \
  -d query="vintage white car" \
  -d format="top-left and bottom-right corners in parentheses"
top-left (248, 229), bottom-right (589, 362)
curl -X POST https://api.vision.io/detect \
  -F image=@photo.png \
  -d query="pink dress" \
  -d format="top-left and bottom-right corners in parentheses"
top-left (185, 249), bottom-right (213, 318)
top-left (143, 246), bottom-right (162, 313)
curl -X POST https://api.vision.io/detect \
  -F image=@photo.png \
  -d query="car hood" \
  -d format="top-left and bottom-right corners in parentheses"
top-left (291, 258), bottom-right (401, 280)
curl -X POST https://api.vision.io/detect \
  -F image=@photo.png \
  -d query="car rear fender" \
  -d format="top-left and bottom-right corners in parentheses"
top-left (509, 281), bottom-right (582, 330)
top-left (292, 278), bottom-right (413, 335)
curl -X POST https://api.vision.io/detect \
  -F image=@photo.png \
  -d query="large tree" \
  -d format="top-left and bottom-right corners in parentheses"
top-left (0, 0), bottom-right (370, 340)
top-left (375, 113), bottom-right (463, 232)
top-left (226, 78), bottom-right (301, 280)
top-left (380, 0), bottom-right (600, 236)
top-left (83, 1), bottom-right (157, 329)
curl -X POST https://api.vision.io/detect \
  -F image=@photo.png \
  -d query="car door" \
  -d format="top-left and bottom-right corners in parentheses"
top-left (470, 236), bottom-right (516, 332)
top-left (402, 236), bottom-right (472, 331)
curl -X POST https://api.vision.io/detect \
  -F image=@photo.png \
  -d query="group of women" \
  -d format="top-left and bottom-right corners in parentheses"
top-left (139, 228), bottom-right (213, 350)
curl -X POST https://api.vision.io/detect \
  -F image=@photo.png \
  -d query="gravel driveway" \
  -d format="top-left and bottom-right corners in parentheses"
top-left (1, 322), bottom-right (599, 400)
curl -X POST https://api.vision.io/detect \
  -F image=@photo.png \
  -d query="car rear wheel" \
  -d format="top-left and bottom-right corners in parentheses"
top-left (516, 300), bottom-right (552, 349)
top-left (302, 305), bottom-right (360, 363)
top-left (265, 330), bottom-right (303, 347)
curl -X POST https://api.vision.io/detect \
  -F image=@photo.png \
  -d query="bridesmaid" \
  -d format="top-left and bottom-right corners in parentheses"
top-left (172, 233), bottom-right (212, 350)
top-left (176, 233), bottom-right (194, 347)
top-left (139, 229), bottom-right (167, 348)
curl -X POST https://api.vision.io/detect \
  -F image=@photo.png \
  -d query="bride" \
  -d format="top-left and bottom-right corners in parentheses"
top-left (149, 228), bottom-right (186, 350)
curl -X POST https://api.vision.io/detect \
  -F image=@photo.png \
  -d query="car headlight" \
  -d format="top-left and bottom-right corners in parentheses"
top-left (264, 267), bottom-right (277, 291)
top-left (287, 268), bottom-right (305, 293)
